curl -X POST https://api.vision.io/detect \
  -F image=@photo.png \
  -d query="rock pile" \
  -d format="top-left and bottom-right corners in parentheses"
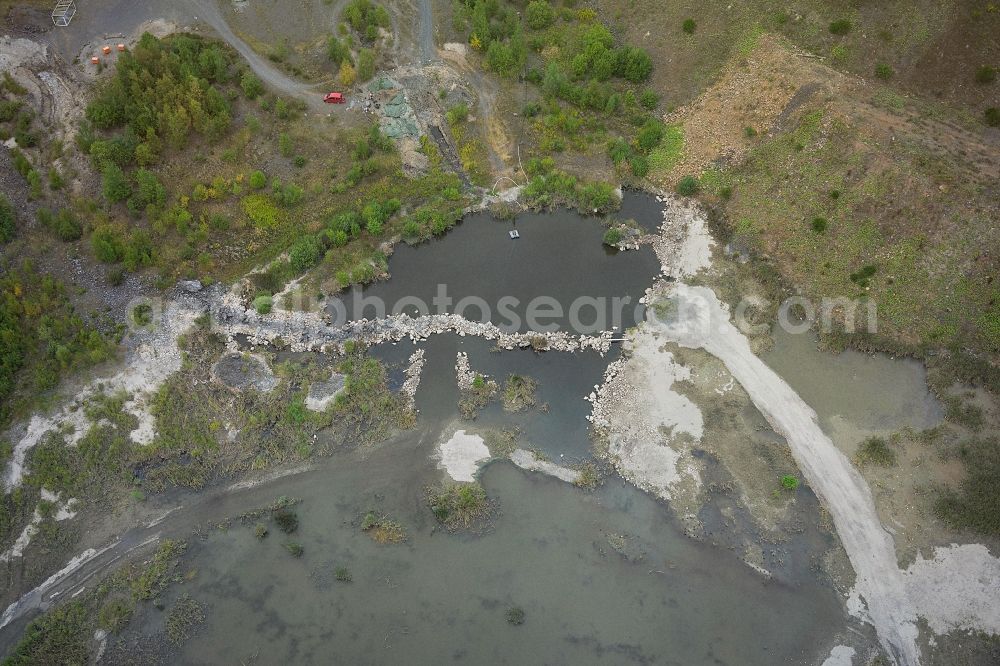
top-left (400, 349), bottom-right (425, 409)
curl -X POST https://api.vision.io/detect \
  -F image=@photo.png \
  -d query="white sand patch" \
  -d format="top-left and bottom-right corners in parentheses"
top-left (436, 430), bottom-right (491, 482)
top-left (821, 645), bottom-right (855, 666)
top-left (509, 449), bottom-right (580, 484)
top-left (650, 282), bottom-right (922, 664)
top-left (4, 299), bottom-right (203, 488)
top-left (903, 543), bottom-right (1000, 635)
top-left (589, 328), bottom-right (703, 500)
top-left (640, 194), bottom-right (715, 278)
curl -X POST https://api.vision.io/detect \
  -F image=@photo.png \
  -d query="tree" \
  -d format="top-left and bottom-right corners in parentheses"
top-left (327, 36), bottom-right (350, 65)
top-left (241, 71), bottom-right (263, 99)
top-left (639, 89), bottom-right (659, 110)
top-left (249, 170), bottom-right (267, 190)
top-left (339, 61), bottom-right (357, 87)
top-left (636, 119), bottom-right (664, 151)
top-left (525, 1), bottom-right (554, 30)
top-left (91, 225), bottom-right (125, 263)
top-left (676, 175), bottom-right (700, 196)
top-left (101, 163), bottom-right (132, 203)
top-left (289, 235), bottom-right (324, 271)
top-left (128, 168), bottom-right (166, 215)
top-left (0, 194), bottom-right (15, 243)
top-left (357, 49), bottom-right (376, 82)
top-left (616, 47), bottom-right (652, 83)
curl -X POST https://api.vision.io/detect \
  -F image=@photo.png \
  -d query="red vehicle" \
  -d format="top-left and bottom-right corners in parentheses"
top-left (324, 92), bottom-right (345, 104)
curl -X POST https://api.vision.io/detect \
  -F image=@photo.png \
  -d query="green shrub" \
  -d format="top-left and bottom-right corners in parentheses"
top-left (26, 170), bottom-right (42, 200)
top-left (636, 119), bottom-right (665, 151)
top-left (975, 65), bottom-right (996, 84)
top-left (780, 474), bottom-right (799, 490)
top-left (639, 89), bottom-right (659, 110)
top-left (874, 63), bottom-right (894, 80)
top-left (128, 168), bottom-right (166, 214)
top-left (855, 436), bottom-right (896, 467)
top-left (810, 217), bottom-right (828, 233)
top-left (849, 264), bottom-right (878, 288)
top-left (334, 566), bottom-right (352, 582)
top-left (426, 483), bottom-right (492, 531)
top-left (628, 154), bottom-right (649, 178)
top-left (0, 194), bottom-right (15, 243)
top-left (526, 0), bottom-right (555, 30)
top-left (252, 294), bottom-right (273, 314)
top-left (676, 175), bottom-right (700, 196)
top-left (132, 303), bottom-right (153, 327)
top-left (91, 225), bottom-right (125, 263)
top-left (505, 606), bottom-right (526, 625)
top-left (828, 19), bottom-right (852, 35)
top-left (274, 508), bottom-right (299, 533)
top-left (240, 70), bottom-right (263, 99)
top-left (249, 169), bottom-right (267, 189)
top-left (985, 107), bottom-right (1000, 127)
top-left (357, 48), bottom-right (376, 82)
top-left (101, 163), bottom-right (131, 203)
top-left (289, 234), bottom-right (324, 271)
top-left (0, 99), bottom-right (21, 122)
top-left (284, 542), bottom-right (304, 557)
top-left (603, 227), bottom-right (623, 246)
top-left (935, 438), bottom-right (1000, 535)
top-left (682, 18), bottom-right (696, 34)
top-left (446, 102), bottom-right (469, 126)
top-left (616, 46), bottom-right (652, 83)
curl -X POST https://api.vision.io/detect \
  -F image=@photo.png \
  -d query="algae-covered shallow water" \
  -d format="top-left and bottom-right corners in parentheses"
top-left (161, 437), bottom-right (846, 666)
top-left (762, 326), bottom-right (943, 447)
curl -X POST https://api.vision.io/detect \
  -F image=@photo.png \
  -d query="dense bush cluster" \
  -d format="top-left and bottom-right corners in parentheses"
top-left (0, 265), bottom-right (115, 424)
top-left (343, 0), bottom-right (391, 42)
top-left (521, 156), bottom-right (618, 213)
top-left (85, 33), bottom-right (233, 161)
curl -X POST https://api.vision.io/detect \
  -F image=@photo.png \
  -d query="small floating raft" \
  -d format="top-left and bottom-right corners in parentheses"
top-left (509, 230), bottom-right (520, 239)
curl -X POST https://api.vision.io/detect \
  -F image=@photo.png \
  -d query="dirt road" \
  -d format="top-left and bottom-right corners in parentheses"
top-left (186, 0), bottom-right (331, 114)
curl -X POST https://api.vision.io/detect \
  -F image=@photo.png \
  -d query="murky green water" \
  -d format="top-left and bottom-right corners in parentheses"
top-left (762, 326), bottom-right (943, 447)
top-left (164, 437), bottom-right (844, 665)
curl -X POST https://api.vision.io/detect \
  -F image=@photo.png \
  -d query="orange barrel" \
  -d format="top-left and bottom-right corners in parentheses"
top-left (102, 45), bottom-right (112, 55)
top-left (117, 44), bottom-right (125, 52)
top-left (91, 56), bottom-right (100, 64)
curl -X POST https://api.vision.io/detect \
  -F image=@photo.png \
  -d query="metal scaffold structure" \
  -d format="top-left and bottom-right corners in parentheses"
top-left (51, 0), bottom-right (77, 27)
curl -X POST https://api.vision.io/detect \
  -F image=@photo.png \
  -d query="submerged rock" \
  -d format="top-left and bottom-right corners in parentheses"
top-left (306, 372), bottom-right (347, 411)
top-left (211, 353), bottom-right (278, 393)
